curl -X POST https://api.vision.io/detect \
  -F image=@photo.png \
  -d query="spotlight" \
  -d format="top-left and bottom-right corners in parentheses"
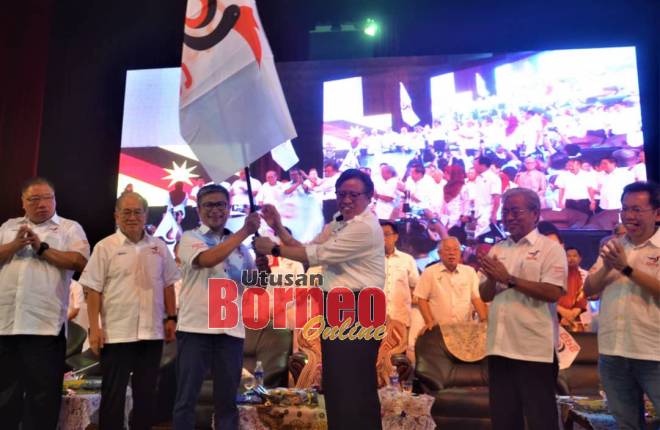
top-left (363, 18), bottom-right (379, 37)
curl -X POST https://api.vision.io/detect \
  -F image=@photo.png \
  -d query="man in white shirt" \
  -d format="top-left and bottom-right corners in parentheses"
top-left (473, 156), bottom-right (502, 236)
top-left (0, 177), bottom-right (89, 429)
top-left (584, 181), bottom-right (660, 430)
top-left (416, 237), bottom-right (487, 333)
top-left (256, 170), bottom-right (284, 207)
top-left (380, 221), bottom-right (418, 327)
top-left (515, 156), bottom-right (547, 203)
top-left (405, 164), bottom-right (436, 216)
top-left (556, 158), bottom-right (596, 215)
top-left (479, 187), bottom-right (567, 430)
top-left (589, 157), bottom-right (635, 229)
top-left (173, 184), bottom-right (261, 430)
top-left (319, 162), bottom-right (340, 223)
top-left (254, 169), bottom-right (385, 430)
top-left (373, 164), bottom-right (400, 220)
top-left (230, 169), bottom-right (262, 210)
top-left (80, 192), bottom-right (180, 430)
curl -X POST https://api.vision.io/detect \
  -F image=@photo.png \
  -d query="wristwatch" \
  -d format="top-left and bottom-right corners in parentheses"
top-left (164, 315), bottom-right (178, 323)
top-left (507, 276), bottom-right (517, 289)
top-left (621, 265), bottom-right (633, 277)
top-left (37, 242), bottom-right (50, 256)
top-left (271, 244), bottom-right (281, 257)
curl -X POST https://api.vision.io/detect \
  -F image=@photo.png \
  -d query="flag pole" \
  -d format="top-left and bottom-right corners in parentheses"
top-left (244, 166), bottom-right (257, 213)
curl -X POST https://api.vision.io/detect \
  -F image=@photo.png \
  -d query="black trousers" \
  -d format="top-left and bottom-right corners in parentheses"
top-left (0, 326), bottom-right (66, 430)
top-left (321, 292), bottom-right (382, 430)
top-left (566, 198), bottom-right (592, 216)
top-left (100, 340), bottom-right (163, 430)
top-left (488, 355), bottom-right (559, 430)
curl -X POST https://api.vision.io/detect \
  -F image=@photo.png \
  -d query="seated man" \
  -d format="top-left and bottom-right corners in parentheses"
top-left (415, 236), bottom-right (488, 336)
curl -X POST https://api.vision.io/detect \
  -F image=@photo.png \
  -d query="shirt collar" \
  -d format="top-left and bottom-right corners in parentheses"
top-left (624, 227), bottom-right (660, 249)
top-left (115, 229), bottom-right (149, 245)
top-left (199, 224), bottom-right (232, 237)
top-left (507, 228), bottom-right (540, 246)
top-left (24, 213), bottom-right (61, 226)
top-left (439, 263), bottom-right (460, 273)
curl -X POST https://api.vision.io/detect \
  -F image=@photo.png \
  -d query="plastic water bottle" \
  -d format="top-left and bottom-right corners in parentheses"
top-left (465, 210), bottom-right (477, 241)
top-left (254, 361), bottom-right (264, 387)
top-left (389, 368), bottom-right (400, 391)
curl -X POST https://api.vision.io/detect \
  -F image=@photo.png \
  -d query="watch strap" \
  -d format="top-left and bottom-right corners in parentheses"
top-left (37, 242), bottom-right (50, 256)
top-left (621, 265), bottom-right (633, 277)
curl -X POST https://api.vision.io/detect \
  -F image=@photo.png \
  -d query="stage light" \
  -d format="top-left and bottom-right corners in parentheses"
top-left (363, 18), bottom-right (379, 37)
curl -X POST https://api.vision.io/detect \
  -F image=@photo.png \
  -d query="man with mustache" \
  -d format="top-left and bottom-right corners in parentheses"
top-left (478, 187), bottom-right (567, 430)
top-left (254, 169), bottom-right (385, 430)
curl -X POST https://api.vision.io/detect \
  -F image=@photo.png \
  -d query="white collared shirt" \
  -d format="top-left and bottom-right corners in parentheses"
top-left (474, 169), bottom-right (501, 211)
top-left (230, 178), bottom-right (262, 207)
top-left (556, 170), bottom-right (595, 200)
top-left (177, 225), bottom-right (254, 338)
top-left (374, 176), bottom-right (399, 219)
top-left (481, 229), bottom-right (567, 363)
top-left (0, 214), bottom-right (90, 336)
top-left (79, 231), bottom-right (180, 343)
top-left (305, 208), bottom-right (385, 292)
top-left (589, 229), bottom-right (660, 361)
top-left (415, 263), bottom-right (479, 325)
top-left (256, 182), bottom-right (284, 206)
top-left (384, 249), bottom-right (419, 326)
top-left (318, 174), bottom-right (339, 200)
top-left (598, 168), bottom-right (635, 210)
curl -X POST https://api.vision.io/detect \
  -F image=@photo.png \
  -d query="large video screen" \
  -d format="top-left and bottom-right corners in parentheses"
top-left (322, 46), bottom-right (646, 261)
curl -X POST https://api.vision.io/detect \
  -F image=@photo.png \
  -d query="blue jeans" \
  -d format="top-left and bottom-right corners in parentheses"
top-left (173, 332), bottom-right (244, 430)
top-left (599, 354), bottom-right (660, 430)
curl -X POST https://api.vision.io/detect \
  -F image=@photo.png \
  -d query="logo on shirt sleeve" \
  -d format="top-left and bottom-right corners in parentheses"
top-left (646, 255), bottom-right (660, 267)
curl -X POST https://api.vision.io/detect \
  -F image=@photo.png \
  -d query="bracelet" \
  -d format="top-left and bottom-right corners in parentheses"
top-left (164, 315), bottom-right (178, 323)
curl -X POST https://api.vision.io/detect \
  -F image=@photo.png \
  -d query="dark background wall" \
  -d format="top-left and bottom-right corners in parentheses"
top-left (1, 0), bottom-right (658, 247)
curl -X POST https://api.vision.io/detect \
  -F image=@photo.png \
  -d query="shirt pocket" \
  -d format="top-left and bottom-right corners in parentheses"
top-left (518, 260), bottom-right (542, 282)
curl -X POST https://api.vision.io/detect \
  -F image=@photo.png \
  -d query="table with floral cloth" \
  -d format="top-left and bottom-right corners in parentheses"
top-left (379, 387), bottom-right (436, 430)
top-left (237, 394), bottom-right (327, 430)
top-left (58, 385), bottom-right (133, 430)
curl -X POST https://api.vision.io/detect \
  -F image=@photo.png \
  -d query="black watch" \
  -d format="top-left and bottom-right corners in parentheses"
top-left (37, 242), bottom-right (50, 256)
top-left (621, 265), bottom-right (633, 277)
top-left (271, 244), bottom-right (281, 257)
top-left (164, 315), bottom-right (178, 323)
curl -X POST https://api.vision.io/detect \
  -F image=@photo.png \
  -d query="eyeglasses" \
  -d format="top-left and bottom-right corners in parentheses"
top-left (201, 201), bottom-right (228, 211)
top-left (25, 195), bottom-right (54, 205)
top-left (501, 208), bottom-right (529, 218)
top-left (621, 206), bottom-right (655, 216)
top-left (119, 209), bottom-right (145, 218)
top-left (336, 191), bottom-right (368, 200)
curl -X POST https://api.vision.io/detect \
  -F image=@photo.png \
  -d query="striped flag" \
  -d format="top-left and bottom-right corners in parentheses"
top-left (179, 0), bottom-right (297, 182)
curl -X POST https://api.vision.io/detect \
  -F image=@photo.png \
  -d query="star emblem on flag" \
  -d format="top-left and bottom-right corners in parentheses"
top-left (162, 160), bottom-right (199, 187)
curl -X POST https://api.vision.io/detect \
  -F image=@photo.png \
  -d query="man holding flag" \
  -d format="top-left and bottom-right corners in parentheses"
top-left (176, 1), bottom-right (296, 429)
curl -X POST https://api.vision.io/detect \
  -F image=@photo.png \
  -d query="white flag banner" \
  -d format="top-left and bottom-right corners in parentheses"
top-left (399, 82), bottom-right (420, 127)
top-left (179, 0), bottom-right (297, 182)
top-left (476, 73), bottom-right (490, 98)
top-left (270, 140), bottom-right (299, 171)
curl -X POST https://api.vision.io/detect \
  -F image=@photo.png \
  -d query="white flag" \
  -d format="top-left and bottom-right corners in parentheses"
top-left (179, 0), bottom-right (297, 182)
top-left (399, 82), bottom-right (420, 127)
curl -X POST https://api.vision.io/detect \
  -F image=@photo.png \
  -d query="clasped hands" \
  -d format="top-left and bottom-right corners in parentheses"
top-left (599, 239), bottom-right (628, 272)
top-left (13, 225), bottom-right (43, 253)
top-left (478, 253), bottom-right (511, 284)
